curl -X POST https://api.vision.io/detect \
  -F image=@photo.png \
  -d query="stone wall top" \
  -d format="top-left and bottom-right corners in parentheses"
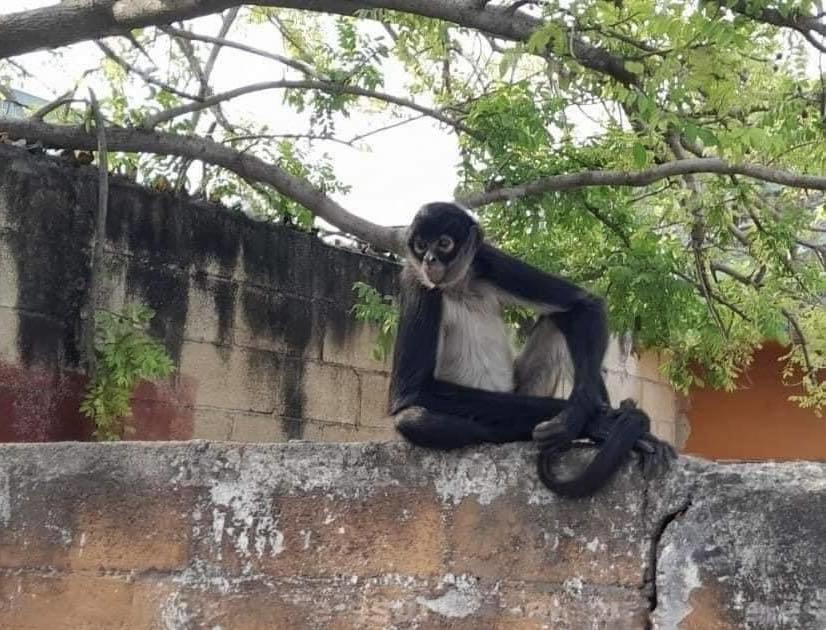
top-left (0, 441), bottom-right (823, 628)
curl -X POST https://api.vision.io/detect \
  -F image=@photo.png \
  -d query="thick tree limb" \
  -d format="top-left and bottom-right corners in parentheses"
top-left (141, 79), bottom-right (477, 135)
top-left (458, 159), bottom-right (826, 207)
top-left (722, 1), bottom-right (826, 39)
top-left (4, 117), bottom-right (826, 251)
top-left (0, 117), bottom-right (403, 253)
top-left (0, 0), bottom-right (637, 86)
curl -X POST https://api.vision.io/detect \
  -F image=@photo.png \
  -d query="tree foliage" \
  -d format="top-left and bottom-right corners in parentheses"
top-left (1, 0), bottom-right (824, 409)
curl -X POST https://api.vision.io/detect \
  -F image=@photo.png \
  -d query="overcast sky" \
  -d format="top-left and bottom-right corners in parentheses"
top-left (2, 1), bottom-right (459, 227)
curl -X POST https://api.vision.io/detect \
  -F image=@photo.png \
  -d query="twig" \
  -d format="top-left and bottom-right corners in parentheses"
top-left (31, 94), bottom-right (79, 121)
top-left (160, 26), bottom-right (325, 79)
top-left (95, 41), bottom-right (202, 101)
top-left (141, 80), bottom-right (477, 136)
top-left (781, 307), bottom-right (816, 378)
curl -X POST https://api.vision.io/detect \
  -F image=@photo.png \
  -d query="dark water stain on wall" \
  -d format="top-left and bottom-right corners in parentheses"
top-left (313, 238), bottom-right (400, 352)
top-left (124, 263), bottom-right (189, 365)
top-left (3, 157), bottom-right (95, 369)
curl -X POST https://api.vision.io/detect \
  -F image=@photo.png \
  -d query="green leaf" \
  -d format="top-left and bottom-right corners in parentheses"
top-left (632, 143), bottom-right (648, 168)
top-left (625, 61), bottom-right (645, 75)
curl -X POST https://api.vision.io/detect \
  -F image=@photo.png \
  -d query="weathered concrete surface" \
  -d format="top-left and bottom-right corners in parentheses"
top-left (0, 442), bottom-right (822, 629)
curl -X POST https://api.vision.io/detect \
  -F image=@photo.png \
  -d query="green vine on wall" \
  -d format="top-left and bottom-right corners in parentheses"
top-left (80, 304), bottom-right (175, 441)
top-left (351, 282), bottom-right (398, 362)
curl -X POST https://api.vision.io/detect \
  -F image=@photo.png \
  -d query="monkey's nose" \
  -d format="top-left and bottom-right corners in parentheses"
top-left (424, 253), bottom-right (437, 263)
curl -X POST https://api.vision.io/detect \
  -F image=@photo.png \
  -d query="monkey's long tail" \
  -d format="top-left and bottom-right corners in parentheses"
top-left (536, 402), bottom-right (648, 499)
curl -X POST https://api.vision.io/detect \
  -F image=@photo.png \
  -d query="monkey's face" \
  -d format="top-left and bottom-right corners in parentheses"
top-left (407, 202), bottom-right (481, 288)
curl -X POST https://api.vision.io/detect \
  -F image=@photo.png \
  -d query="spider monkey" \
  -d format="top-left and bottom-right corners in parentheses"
top-left (387, 202), bottom-right (674, 498)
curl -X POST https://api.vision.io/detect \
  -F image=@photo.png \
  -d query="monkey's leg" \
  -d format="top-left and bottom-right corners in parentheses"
top-left (514, 316), bottom-right (575, 400)
top-left (515, 317), bottom-right (655, 458)
top-left (393, 404), bottom-right (551, 450)
top-left (393, 406), bottom-right (493, 449)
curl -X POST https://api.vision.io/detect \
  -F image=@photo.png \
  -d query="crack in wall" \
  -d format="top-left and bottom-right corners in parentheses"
top-left (643, 496), bottom-right (693, 630)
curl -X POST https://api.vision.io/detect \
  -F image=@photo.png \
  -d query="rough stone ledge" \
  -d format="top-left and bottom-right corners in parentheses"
top-left (0, 440), bottom-right (823, 629)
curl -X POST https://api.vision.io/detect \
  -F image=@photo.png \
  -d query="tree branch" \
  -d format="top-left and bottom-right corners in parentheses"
top-left (0, 0), bottom-right (637, 86)
top-left (141, 79), bottom-right (477, 135)
top-left (781, 307), bottom-right (816, 378)
top-left (721, 1), bottom-right (826, 39)
top-left (4, 117), bottom-right (826, 257)
top-left (0, 117), bottom-right (402, 253)
top-left (96, 40), bottom-right (202, 101)
top-left (458, 158), bottom-right (826, 207)
top-left (160, 26), bottom-right (325, 79)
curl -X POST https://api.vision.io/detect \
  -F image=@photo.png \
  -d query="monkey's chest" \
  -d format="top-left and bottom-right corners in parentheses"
top-left (435, 292), bottom-right (514, 392)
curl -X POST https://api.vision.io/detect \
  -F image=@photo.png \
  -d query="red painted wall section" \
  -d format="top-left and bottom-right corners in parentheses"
top-left (0, 361), bottom-right (197, 442)
top-left (684, 343), bottom-right (826, 461)
top-left (0, 363), bottom-right (90, 441)
top-left (127, 376), bottom-right (197, 440)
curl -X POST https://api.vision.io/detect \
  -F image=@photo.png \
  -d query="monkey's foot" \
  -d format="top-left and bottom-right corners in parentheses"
top-left (532, 413), bottom-right (574, 456)
top-left (635, 432), bottom-right (677, 479)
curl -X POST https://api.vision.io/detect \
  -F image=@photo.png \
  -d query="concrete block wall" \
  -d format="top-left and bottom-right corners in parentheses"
top-left (0, 441), bottom-right (824, 628)
top-left (0, 145), bottom-right (685, 445)
top-left (0, 145), bottom-right (398, 442)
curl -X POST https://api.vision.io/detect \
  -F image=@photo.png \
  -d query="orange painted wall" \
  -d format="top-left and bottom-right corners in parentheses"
top-left (684, 343), bottom-right (825, 461)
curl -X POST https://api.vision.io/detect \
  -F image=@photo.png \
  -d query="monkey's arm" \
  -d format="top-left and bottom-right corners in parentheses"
top-left (387, 270), bottom-right (442, 414)
top-left (475, 243), bottom-right (609, 438)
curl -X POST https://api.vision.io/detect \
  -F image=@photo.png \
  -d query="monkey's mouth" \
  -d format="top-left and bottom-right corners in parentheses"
top-left (423, 263), bottom-right (446, 286)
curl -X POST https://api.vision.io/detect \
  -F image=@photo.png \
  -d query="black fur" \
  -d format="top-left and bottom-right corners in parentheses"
top-left (388, 202), bottom-right (675, 497)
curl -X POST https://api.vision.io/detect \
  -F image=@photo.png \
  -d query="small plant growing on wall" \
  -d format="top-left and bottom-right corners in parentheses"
top-left (351, 282), bottom-right (398, 362)
top-left (80, 304), bottom-right (175, 441)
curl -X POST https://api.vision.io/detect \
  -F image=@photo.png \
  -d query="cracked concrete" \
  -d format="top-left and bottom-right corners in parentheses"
top-left (0, 441), bottom-right (823, 628)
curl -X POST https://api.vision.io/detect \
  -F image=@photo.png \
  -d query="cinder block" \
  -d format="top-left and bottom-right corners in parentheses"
top-left (183, 276), bottom-right (238, 347)
top-left (299, 418), bottom-right (395, 443)
top-left (197, 490), bottom-right (447, 578)
top-left (320, 303), bottom-right (392, 372)
top-left (179, 341), bottom-right (279, 414)
top-left (0, 574), bottom-right (168, 629)
top-left (301, 362), bottom-right (360, 424)
top-left (358, 371), bottom-right (391, 427)
top-left (447, 492), bottom-right (646, 587)
top-left (0, 234), bottom-right (17, 309)
top-left (640, 380), bottom-right (679, 429)
top-left (0, 305), bottom-right (18, 363)
top-left (234, 287), bottom-right (320, 358)
top-left (229, 413), bottom-right (289, 442)
top-left (191, 407), bottom-right (237, 440)
top-left (0, 484), bottom-right (194, 573)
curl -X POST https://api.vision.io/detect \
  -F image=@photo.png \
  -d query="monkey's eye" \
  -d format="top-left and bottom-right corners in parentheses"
top-left (437, 236), bottom-right (454, 253)
top-left (412, 237), bottom-right (428, 255)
